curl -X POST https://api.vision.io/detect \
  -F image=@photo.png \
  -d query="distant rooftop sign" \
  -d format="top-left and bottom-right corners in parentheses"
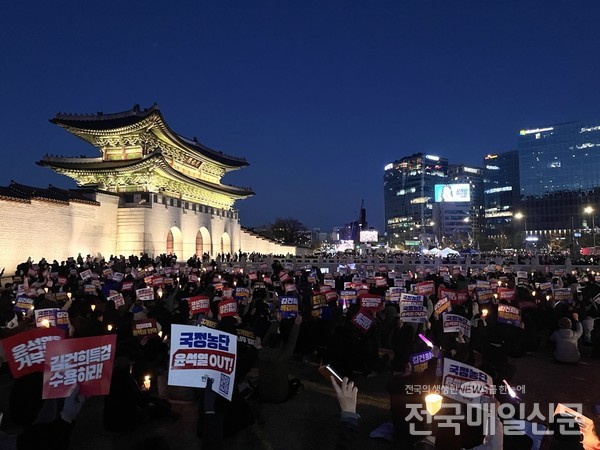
top-left (425, 154), bottom-right (439, 161)
top-left (384, 163), bottom-right (394, 171)
top-left (519, 127), bottom-right (553, 136)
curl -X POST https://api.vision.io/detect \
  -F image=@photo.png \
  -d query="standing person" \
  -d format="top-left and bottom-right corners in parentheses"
top-left (258, 314), bottom-right (303, 403)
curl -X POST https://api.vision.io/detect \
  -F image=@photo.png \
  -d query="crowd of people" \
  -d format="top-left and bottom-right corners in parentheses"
top-left (0, 252), bottom-right (599, 449)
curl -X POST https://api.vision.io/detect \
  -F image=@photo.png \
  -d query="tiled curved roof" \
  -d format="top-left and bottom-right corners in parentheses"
top-left (0, 182), bottom-right (100, 205)
top-left (50, 104), bottom-right (249, 168)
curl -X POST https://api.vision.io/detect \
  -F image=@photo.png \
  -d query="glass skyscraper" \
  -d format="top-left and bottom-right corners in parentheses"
top-left (518, 121), bottom-right (600, 234)
top-left (483, 151), bottom-right (520, 236)
top-left (384, 153), bottom-right (448, 247)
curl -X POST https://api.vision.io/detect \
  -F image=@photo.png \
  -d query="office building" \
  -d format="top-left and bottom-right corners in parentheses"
top-left (384, 153), bottom-right (448, 247)
top-left (483, 151), bottom-right (520, 237)
top-left (518, 121), bottom-right (600, 239)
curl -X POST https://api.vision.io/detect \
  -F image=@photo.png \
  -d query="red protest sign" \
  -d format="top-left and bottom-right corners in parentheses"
top-left (2, 327), bottom-right (66, 378)
top-left (351, 309), bottom-right (374, 334)
top-left (360, 295), bottom-right (382, 311)
top-left (498, 288), bottom-right (516, 302)
top-left (415, 281), bottom-right (435, 296)
top-left (438, 287), bottom-right (469, 304)
top-left (218, 298), bottom-right (238, 317)
top-left (121, 281), bottom-right (134, 291)
top-left (42, 334), bottom-right (116, 399)
top-left (188, 295), bottom-right (210, 315)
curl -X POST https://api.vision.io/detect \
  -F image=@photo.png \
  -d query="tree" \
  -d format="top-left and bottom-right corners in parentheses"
top-left (269, 217), bottom-right (310, 246)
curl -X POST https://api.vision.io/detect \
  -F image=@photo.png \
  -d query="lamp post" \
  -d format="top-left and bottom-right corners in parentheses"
top-left (514, 212), bottom-right (526, 247)
top-left (584, 206), bottom-right (596, 248)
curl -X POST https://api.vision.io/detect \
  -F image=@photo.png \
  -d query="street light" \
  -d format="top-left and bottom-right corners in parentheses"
top-left (584, 206), bottom-right (596, 248)
top-left (514, 212), bottom-right (527, 233)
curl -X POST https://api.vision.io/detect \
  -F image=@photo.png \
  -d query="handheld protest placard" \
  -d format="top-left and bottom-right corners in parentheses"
top-left (42, 334), bottom-right (117, 399)
top-left (168, 324), bottom-right (237, 401)
top-left (2, 327), bottom-right (66, 378)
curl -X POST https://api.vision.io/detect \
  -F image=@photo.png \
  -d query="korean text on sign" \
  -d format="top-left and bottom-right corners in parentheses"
top-left (42, 334), bottom-right (116, 399)
top-left (168, 324), bottom-right (238, 401)
top-left (1, 327), bottom-right (66, 378)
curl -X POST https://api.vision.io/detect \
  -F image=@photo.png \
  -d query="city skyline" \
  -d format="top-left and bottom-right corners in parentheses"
top-left (2, 1), bottom-right (600, 233)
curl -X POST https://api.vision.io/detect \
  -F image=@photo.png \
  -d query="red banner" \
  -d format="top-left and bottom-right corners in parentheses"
top-left (416, 281), bottom-right (435, 296)
top-left (2, 327), bottom-right (66, 378)
top-left (438, 286), bottom-right (469, 304)
top-left (188, 295), bottom-right (210, 315)
top-left (42, 334), bottom-right (116, 399)
top-left (218, 298), bottom-right (238, 317)
top-left (351, 309), bottom-right (374, 334)
top-left (360, 295), bottom-right (382, 311)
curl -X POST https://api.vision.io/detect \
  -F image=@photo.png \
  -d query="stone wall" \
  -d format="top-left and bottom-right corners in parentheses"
top-left (0, 192), bottom-right (298, 274)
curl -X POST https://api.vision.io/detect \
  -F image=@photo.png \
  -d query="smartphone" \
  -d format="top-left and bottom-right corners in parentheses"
top-left (318, 364), bottom-right (344, 385)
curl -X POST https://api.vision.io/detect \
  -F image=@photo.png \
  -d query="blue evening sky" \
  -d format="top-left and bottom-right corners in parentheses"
top-left (1, 1), bottom-right (600, 232)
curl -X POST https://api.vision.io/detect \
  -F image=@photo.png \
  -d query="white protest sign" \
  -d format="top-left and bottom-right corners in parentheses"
top-left (136, 287), bottom-right (154, 301)
top-left (443, 314), bottom-right (471, 338)
top-left (168, 324), bottom-right (237, 401)
top-left (442, 358), bottom-right (494, 406)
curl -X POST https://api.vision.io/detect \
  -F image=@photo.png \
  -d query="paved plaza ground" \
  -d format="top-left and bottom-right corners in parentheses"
top-left (1, 341), bottom-right (599, 449)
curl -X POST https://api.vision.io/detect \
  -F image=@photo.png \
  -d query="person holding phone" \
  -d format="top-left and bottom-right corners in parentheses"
top-left (330, 376), bottom-right (360, 449)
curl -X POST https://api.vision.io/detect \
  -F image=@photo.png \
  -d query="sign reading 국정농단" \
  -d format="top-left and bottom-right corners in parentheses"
top-left (168, 324), bottom-right (237, 401)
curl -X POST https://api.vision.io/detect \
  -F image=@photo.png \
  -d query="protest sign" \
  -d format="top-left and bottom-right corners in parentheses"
top-left (198, 315), bottom-right (219, 329)
top-left (350, 309), bottom-right (374, 334)
top-left (497, 304), bottom-right (522, 327)
top-left (168, 324), bottom-right (237, 401)
top-left (84, 284), bottom-right (97, 295)
top-left (80, 269), bottom-right (93, 281)
top-left (35, 308), bottom-right (58, 328)
top-left (442, 358), bottom-right (494, 405)
top-left (443, 314), bottom-right (471, 338)
top-left (400, 302), bottom-right (428, 323)
top-left (112, 272), bottom-right (124, 283)
top-left (323, 279), bottom-right (336, 289)
top-left (188, 296), bottom-right (210, 315)
top-left (279, 296), bottom-right (299, 318)
top-left (132, 319), bottom-right (159, 339)
top-left (107, 293), bottom-right (125, 308)
top-left (476, 280), bottom-right (491, 289)
top-left (136, 287), bottom-right (154, 301)
top-left (284, 282), bottom-right (297, 293)
top-left (42, 334), bottom-right (117, 399)
top-left (434, 297), bottom-right (452, 318)
top-left (476, 289), bottom-right (495, 304)
top-left (438, 287), bottom-right (469, 304)
top-left (55, 311), bottom-right (70, 332)
top-left (415, 280), bottom-right (435, 296)
top-left (516, 271), bottom-right (528, 280)
top-left (340, 290), bottom-right (357, 306)
top-left (360, 295), bottom-right (382, 311)
top-left (553, 288), bottom-right (572, 302)
top-left (1, 327), bottom-right (66, 378)
top-left (498, 288), bottom-right (516, 302)
top-left (14, 295), bottom-right (34, 313)
top-left (411, 350), bottom-right (434, 373)
top-left (375, 277), bottom-right (387, 287)
top-left (236, 328), bottom-right (256, 346)
top-left (218, 298), bottom-right (238, 318)
top-left (121, 281), bottom-right (134, 291)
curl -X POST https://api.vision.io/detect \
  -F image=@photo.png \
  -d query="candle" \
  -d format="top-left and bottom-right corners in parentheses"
top-left (481, 309), bottom-right (488, 318)
top-left (91, 304), bottom-right (96, 312)
top-left (157, 288), bottom-right (163, 299)
top-left (425, 393), bottom-right (443, 416)
top-left (107, 324), bottom-right (113, 331)
top-left (67, 292), bottom-right (72, 300)
top-left (143, 375), bottom-right (151, 390)
top-left (41, 319), bottom-right (50, 328)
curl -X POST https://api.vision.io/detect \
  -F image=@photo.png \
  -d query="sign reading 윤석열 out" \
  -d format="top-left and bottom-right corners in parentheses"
top-left (168, 324), bottom-right (238, 401)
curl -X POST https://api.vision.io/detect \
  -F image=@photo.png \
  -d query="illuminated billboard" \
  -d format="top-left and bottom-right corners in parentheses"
top-left (434, 184), bottom-right (471, 203)
top-left (360, 230), bottom-right (379, 243)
